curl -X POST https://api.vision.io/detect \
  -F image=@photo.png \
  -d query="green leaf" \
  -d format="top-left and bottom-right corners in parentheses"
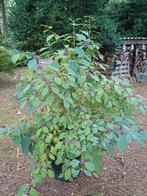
top-left (78, 75), bottom-right (86, 84)
top-left (39, 143), bottom-right (45, 153)
top-left (47, 96), bottom-right (54, 105)
top-left (13, 136), bottom-right (21, 146)
top-left (71, 168), bottom-right (80, 178)
top-left (50, 146), bottom-right (57, 155)
top-left (75, 47), bottom-right (85, 57)
top-left (20, 99), bottom-right (27, 110)
top-left (80, 59), bottom-right (91, 68)
top-left (125, 134), bottom-right (133, 143)
top-left (17, 184), bottom-right (27, 196)
top-left (84, 169), bottom-right (92, 176)
top-left (41, 153), bottom-right (46, 161)
top-left (49, 153), bottom-right (55, 160)
top-left (46, 34), bottom-right (54, 42)
top-left (63, 99), bottom-right (70, 109)
top-left (64, 169), bottom-right (71, 180)
top-left (66, 67), bottom-right (78, 77)
top-left (71, 159), bottom-right (80, 168)
top-left (118, 136), bottom-right (126, 152)
top-left (132, 132), bottom-right (145, 147)
top-left (45, 135), bottom-right (52, 143)
top-left (65, 94), bottom-right (74, 104)
top-left (54, 77), bottom-right (62, 85)
top-left (114, 85), bottom-right (123, 95)
top-left (28, 59), bottom-right (38, 69)
top-left (48, 170), bottom-right (55, 178)
top-left (99, 54), bottom-right (104, 61)
top-left (23, 84), bottom-right (31, 94)
top-left (32, 98), bottom-right (40, 108)
top-left (30, 187), bottom-right (39, 196)
top-left (81, 31), bottom-right (89, 37)
top-left (43, 127), bottom-right (48, 133)
top-left (103, 93), bottom-right (108, 106)
top-left (62, 81), bottom-right (70, 89)
top-left (55, 157), bottom-right (62, 165)
top-left (42, 87), bottom-right (48, 96)
top-left (12, 53), bottom-right (21, 64)
top-left (76, 33), bottom-right (87, 41)
top-left (49, 61), bottom-right (59, 71)
top-left (85, 162), bottom-right (95, 172)
top-left (21, 135), bottom-right (32, 154)
top-left (92, 150), bottom-right (103, 174)
top-left (55, 142), bottom-right (63, 149)
top-left (51, 86), bottom-right (59, 94)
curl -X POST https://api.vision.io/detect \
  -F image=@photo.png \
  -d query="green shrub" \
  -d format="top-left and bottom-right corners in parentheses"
top-left (0, 47), bottom-right (13, 72)
top-left (11, 50), bottom-right (33, 67)
top-left (3, 32), bottom-right (147, 194)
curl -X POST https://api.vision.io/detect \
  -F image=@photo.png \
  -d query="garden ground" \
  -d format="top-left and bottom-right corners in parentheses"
top-left (0, 68), bottom-right (147, 196)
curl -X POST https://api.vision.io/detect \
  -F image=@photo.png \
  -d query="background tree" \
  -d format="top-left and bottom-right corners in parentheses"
top-left (0, 0), bottom-right (7, 35)
top-left (108, 0), bottom-right (147, 37)
top-left (9, 0), bottom-right (119, 52)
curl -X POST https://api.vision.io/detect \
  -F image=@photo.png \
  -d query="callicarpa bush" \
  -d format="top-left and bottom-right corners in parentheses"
top-left (3, 32), bottom-right (147, 193)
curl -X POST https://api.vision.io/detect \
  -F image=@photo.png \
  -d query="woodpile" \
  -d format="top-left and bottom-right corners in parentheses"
top-left (111, 37), bottom-right (147, 82)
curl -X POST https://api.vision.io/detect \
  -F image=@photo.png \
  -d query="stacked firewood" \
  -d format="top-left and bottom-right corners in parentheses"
top-left (112, 49), bottom-right (130, 78)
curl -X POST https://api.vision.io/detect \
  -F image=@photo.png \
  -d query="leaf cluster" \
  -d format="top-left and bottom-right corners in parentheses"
top-left (11, 32), bottom-right (147, 184)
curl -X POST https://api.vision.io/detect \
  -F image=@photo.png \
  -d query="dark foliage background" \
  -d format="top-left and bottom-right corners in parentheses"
top-left (8, 0), bottom-right (120, 52)
top-left (8, 0), bottom-right (147, 52)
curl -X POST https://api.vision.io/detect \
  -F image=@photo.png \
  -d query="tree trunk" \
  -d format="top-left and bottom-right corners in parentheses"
top-left (0, 0), bottom-right (7, 35)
